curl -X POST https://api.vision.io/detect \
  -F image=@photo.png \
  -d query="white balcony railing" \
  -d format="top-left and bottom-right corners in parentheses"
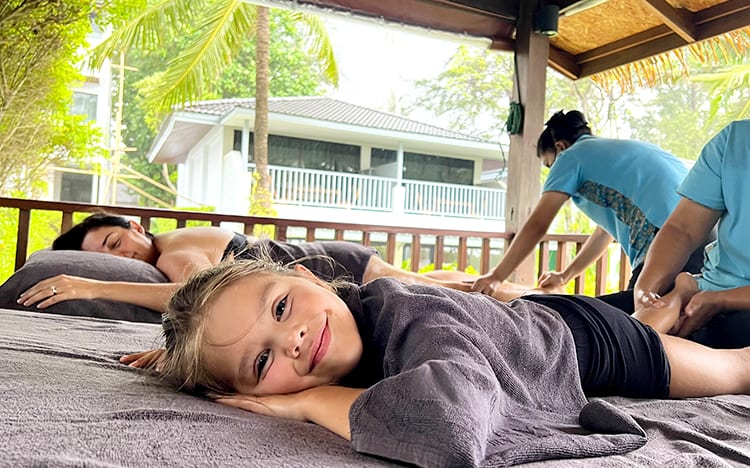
top-left (253, 164), bottom-right (505, 221)
top-left (403, 179), bottom-right (505, 220)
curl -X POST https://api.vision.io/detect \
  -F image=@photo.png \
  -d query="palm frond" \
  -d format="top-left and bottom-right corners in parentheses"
top-left (691, 63), bottom-right (750, 120)
top-left (591, 27), bottom-right (750, 92)
top-left (142, 0), bottom-right (257, 111)
top-left (87, 0), bottom-right (204, 70)
top-left (292, 11), bottom-right (339, 87)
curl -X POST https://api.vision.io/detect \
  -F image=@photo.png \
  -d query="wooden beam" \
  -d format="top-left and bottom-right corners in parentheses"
top-left (433, 0), bottom-right (516, 21)
top-left (296, 0), bottom-right (515, 38)
top-left (578, 26), bottom-right (686, 78)
top-left (643, 0), bottom-right (696, 42)
top-left (694, 0), bottom-right (750, 24)
top-left (504, 0), bottom-right (548, 285)
top-left (576, 0), bottom-right (750, 78)
top-left (696, 8), bottom-right (750, 41)
top-left (548, 45), bottom-right (580, 80)
top-left (577, 25), bottom-right (674, 65)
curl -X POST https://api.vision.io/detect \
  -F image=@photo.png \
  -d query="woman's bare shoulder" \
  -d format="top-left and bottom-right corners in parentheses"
top-left (156, 227), bottom-right (235, 253)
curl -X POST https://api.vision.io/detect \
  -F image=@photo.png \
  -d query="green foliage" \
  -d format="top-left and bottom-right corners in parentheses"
top-left (111, 8), bottom-right (332, 206)
top-left (0, 0), bottom-right (103, 197)
top-left (90, 0), bottom-right (338, 113)
top-left (0, 209), bottom-right (64, 283)
top-left (691, 59), bottom-right (750, 123)
top-left (411, 46), bottom-right (515, 139)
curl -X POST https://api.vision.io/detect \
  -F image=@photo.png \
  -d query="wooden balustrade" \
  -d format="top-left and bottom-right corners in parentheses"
top-left (0, 197), bottom-right (629, 292)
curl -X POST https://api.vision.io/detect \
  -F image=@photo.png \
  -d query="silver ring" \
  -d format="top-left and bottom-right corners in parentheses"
top-left (50, 285), bottom-right (58, 295)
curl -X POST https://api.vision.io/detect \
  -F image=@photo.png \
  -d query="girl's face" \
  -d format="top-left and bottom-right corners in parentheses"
top-left (81, 221), bottom-right (156, 263)
top-left (201, 266), bottom-right (363, 396)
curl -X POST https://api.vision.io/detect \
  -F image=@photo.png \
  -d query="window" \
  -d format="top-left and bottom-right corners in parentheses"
top-left (233, 130), bottom-right (360, 173)
top-left (71, 92), bottom-right (98, 121)
top-left (58, 172), bottom-right (93, 203)
top-left (370, 148), bottom-right (474, 185)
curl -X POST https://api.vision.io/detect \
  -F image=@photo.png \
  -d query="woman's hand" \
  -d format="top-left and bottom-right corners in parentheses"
top-left (120, 348), bottom-right (166, 371)
top-left (18, 274), bottom-right (103, 309)
top-left (671, 290), bottom-right (723, 337)
top-left (537, 271), bottom-right (567, 289)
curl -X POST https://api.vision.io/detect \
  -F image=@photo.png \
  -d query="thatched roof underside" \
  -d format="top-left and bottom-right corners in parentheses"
top-left (267, 0), bottom-right (750, 90)
top-left (592, 26), bottom-right (750, 90)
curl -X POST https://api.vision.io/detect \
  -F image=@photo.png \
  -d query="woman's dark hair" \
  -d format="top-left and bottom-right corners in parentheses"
top-left (536, 126), bottom-right (556, 157)
top-left (544, 109), bottom-right (592, 144)
top-left (52, 213), bottom-right (132, 250)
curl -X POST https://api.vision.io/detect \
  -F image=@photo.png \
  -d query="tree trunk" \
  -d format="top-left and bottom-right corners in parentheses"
top-left (250, 6), bottom-right (274, 217)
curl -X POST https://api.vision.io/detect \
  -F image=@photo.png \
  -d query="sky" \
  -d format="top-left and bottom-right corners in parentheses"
top-left (320, 14), bottom-right (487, 124)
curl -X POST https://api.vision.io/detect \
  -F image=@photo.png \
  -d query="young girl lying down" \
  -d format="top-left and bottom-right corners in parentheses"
top-left (160, 259), bottom-right (750, 467)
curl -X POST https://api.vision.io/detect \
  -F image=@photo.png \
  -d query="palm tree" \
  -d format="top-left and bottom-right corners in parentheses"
top-left (89, 0), bottom-right (339, 213)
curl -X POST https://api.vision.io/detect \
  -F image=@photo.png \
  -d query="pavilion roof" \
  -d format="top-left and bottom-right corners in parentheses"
top-left (261, 0), bottom-right (750, 88)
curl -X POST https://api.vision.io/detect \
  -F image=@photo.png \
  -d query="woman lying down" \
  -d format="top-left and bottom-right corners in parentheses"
top-left (158, 257), bottom-right (750, 467)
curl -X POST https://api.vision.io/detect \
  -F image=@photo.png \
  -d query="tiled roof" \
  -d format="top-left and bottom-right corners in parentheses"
top-left (181, 96), bottom-right (490, 143)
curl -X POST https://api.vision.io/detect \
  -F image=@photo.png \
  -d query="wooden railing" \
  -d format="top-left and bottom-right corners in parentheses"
top-left (1, 197), bottom-right (629, 292)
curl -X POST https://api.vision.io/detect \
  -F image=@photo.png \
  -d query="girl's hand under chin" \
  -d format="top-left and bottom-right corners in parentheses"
top-left (212, 386), bottom-right (366, 441)
top-left (212, 388), bottom-right (316, 422)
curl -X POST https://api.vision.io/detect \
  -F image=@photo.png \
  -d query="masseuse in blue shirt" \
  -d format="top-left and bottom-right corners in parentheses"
top-left (635, 120), bottom-right (750, 348)
top-left (473, 110), bottom-right (712, 308)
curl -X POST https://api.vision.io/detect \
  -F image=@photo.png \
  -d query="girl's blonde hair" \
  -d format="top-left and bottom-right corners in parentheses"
top-left (160, 255), bottom-right (347, 395)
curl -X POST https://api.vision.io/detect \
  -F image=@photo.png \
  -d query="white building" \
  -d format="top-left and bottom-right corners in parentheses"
top-left (147, 96), bottom-right (507, 232)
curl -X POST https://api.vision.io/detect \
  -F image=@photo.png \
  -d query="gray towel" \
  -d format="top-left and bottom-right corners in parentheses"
top-left (0, 309), bottom-right (391, 467)
top-left (347, 279), bottom-right (646, 467)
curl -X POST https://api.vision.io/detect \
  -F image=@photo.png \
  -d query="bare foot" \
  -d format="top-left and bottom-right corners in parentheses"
top-left (634, 273), bottom-right (699, 333)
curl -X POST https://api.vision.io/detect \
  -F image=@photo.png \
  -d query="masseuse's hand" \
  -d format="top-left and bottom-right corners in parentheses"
top-left (537, 271), bottom-right (567, 289)
top-left (670, 290), bottom-right (722, 337)
top-left (634, 286), bottom-right (666, 312)
top-left (18, 274), bottom-right (102, 309)
top-left (471, 272), bottom-right (505, 297)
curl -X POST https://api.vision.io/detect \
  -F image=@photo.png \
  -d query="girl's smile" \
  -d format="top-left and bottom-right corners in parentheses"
top-left (201, 265), bottom-right (363, 396)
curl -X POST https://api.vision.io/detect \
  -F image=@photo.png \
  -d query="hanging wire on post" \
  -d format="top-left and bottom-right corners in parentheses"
top-left (506, 52), bottom-right (524, 135)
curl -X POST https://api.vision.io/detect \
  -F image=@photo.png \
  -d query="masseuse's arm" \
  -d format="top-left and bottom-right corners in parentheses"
top-left (674, 285), bottom-right (750, 337)
top-left (472, 191), bottom-right (569, 295)
top-left (216, 386), bottom-right (366, 440)
top-left (634, 198), bottom-right (721, 310)
top-left (20, 276), bottom-right (179, 313)
top-left (538, 226), bottom-right (613, 288)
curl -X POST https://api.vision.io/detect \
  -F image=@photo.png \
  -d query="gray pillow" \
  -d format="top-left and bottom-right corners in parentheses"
top-left (0, 250), bottom-right (167, 323)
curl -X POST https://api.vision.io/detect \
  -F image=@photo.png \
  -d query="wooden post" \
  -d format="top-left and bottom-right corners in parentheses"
top-left (504, 0), bottom-right (550, 285)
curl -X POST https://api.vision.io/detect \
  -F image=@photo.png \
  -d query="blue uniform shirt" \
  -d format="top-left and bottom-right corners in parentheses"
top-left (678, 120), bottom-right (750, 291)
top-left (543, 135), bottom-right (688, 268)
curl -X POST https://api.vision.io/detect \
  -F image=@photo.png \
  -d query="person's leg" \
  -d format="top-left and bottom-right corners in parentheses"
top-left (421, 269), bottom-right (475, 282)
top-left (363, 256), bottom-right (474, 292)
top-left (660, 333), bottom-right (750, 397)
top-left (528, 294), bottom-right (750, 399)
top-left (632, 272), bottom-right (699, 333)
top-left (523, 294), bottom-right (671, 398)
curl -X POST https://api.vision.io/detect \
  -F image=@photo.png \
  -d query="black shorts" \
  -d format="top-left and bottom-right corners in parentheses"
top-left (523, 294), bottom-right (671, 398)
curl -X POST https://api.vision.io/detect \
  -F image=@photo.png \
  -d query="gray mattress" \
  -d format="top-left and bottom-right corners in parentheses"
top-left (1, 308), bottom-right (749, 467)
